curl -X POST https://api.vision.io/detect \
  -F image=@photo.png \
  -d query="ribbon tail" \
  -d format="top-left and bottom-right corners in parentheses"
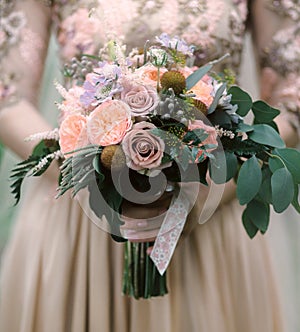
top-left (150, 194), bottom-right (190, 275)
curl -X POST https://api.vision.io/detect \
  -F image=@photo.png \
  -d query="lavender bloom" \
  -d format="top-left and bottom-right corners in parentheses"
top-left (155, 33), bottom-right (194, 56)
top-left (80, 62), bottom-right (123, 107)
top-left (97, 61), bottom-right (122, 82)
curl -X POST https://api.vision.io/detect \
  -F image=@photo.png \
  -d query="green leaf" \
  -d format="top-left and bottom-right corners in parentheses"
top-left (272, 148), bottom-right (300, 183)
top-left (207, 109), bottom-right (232, 127)
top-left (93, 155), bottom-right (102, 174)
top-left (224, 151), bottom-right (238, 182)
top-left (177, 145), bottom-right (192, 171)
top-left (242, 209), bottom-right (259, 238)
top-left (271, 167), bottom-right (294, 213)
top-left (228, 86), bottom-right (253, 116)
top-left (243, 199), bottom-right (270, 234)
top-left (268, 155), bottom-right (285, 173)
top-left (292, 184), bottom-right (300, 213)
top-left (258, 167), bottom-right (273, 204)
top-left (237, 156), bottom-right (262, 205)
top-left (182, 129), bottom-right (208, 145)
top-left (186, 64), bottom-right (213, 90)
top-left (207, 83), bottom-right (226, 114)
top-left (248, 124), bottom-right (285, 148)
top-left (236, 123), bottom-right (254, 133)
top-left (252, 100), bottom-right (280, 124)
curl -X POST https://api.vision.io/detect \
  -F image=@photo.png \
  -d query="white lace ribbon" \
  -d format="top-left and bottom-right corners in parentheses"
top-left (150, 193), bottom-right (190, 275)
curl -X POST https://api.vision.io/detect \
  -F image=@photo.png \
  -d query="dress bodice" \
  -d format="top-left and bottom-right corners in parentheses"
top-left (52, 0), bottom-right (249, 72)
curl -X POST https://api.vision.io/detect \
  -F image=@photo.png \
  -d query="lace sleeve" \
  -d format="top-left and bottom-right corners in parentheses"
top-left (0, 0), bottom-right (56, 160)
top-left (250, 0), bottom-right (300, 141)
top-left (0, 0), bottom-right (52, 110)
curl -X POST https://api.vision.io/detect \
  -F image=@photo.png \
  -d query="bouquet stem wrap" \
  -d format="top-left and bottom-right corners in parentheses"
top-left (122, 192), bottom-right (190, 299)
top-left (122, 241), bottom-right (168, 299)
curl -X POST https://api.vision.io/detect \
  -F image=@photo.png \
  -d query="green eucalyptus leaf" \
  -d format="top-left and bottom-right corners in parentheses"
top-left (236, 123), bottom-right (254, 133)
top-left (271, 167), bottom-right (294, 213)
top-left (292, 184), bottom-right (300, 213)
top-left (224, 151), bottom-right (238, 182)
top-left (252, 100), bottom-right (280, 124)
top-left (268, 155), bottom-right (285, 173)
top-left (272, 148), bottom-right (300, 183)
top-left (186, 64), bottom-right (213, 90)
top-left (177, 145), bottom-right (192, 171)
top-left (258, 167), bottom-right (273, 204)
top-left (228, 86), bottom-right (253, 116)
top-left (207, 109), bottom-right (232, 127)
top-left (207, 83), bottom-right (226, 114)
top-left (265, 121), bottom-right (279, 132)
top-left (248, 124), bottom-right (285, 148)
top-left (242, 208), bottom-right (259, 239)
top-left (244, 199), bottom-right (270, 234)
top-left (237, 156), bottom-right (262, 205)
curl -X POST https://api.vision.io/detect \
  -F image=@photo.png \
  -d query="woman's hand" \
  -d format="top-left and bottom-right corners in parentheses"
top-left (120, 191), bottom-right (173, 242)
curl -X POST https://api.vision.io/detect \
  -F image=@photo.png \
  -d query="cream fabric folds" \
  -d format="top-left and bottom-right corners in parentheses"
top-left (0, 176), bottom-right (283, 332)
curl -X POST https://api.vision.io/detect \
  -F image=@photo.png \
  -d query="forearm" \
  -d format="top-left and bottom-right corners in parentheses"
top-left (0, 100), bottom-right (52, 159)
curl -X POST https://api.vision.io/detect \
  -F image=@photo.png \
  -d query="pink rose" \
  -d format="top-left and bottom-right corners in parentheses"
top-left (59, 114), bottom-right (89, 156)
top-left (188, 120), bottom-right (218, 161)
top-left (121, 80), bottom-right (159, 116)
top-left (122, 122), bottom-right (166, 170)
top-left (87, 100), bottom-right (132, 146)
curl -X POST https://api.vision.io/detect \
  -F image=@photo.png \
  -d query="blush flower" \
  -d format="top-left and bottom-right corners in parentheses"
top-left (59, 86), bottom-right (86, 123)
top-left (87, 100), bottom-right (132, 146)
top-left (134, 64), bottom-right (167, 87)
top-left (122, 122), bottom-right (165, 170)
top-left (189, 79), bottom-right (214, 107)
top-left (121, 80), bottom-right (159, 116)
top-left (59, 114), bottom-right (89, 156)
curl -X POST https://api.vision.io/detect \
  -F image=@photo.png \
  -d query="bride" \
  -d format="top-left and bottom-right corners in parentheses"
top-left (0, 1), bottom-right (299, 331)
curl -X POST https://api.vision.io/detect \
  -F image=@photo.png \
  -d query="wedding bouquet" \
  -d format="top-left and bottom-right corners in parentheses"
top-left (11, 34), bottom-right (300, 299)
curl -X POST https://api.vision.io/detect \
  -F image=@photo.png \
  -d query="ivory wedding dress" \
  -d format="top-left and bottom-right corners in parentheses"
top-left (0, 1), bottom-right (299, 331)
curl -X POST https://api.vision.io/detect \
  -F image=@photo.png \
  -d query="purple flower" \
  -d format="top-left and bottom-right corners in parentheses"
top-left (155, 33), bottom-right (194, 56)
top-left (80, 62), bottom-right (123, 107)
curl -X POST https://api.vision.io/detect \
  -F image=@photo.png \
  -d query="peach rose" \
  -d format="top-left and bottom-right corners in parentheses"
top-left (134, 64), bottom-right (167, 87)
top-left (188, 120), bottom-right (218, 161)
top-left (180, 67), bottom-right (214, 107)
top-left (189, 79), bottom-right (214, 107)
top-left (59, 114), bottom-right (89, 156)
top-left (87, 100), bottom-right (132, 146)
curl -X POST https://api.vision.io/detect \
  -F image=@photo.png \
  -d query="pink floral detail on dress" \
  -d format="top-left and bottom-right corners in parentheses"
top-left (19, 28), bottom-right (44, 73)
top-left (0, 77), bottom-right (16, 105)
top-left (261, 24), bottom-right (300, 76)
top-left (58, 8), bottom-right (101, 59)
top-left (150, 194), bottom-right (190, 275)
top-left (268, 0), bottom-right (300, 20)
